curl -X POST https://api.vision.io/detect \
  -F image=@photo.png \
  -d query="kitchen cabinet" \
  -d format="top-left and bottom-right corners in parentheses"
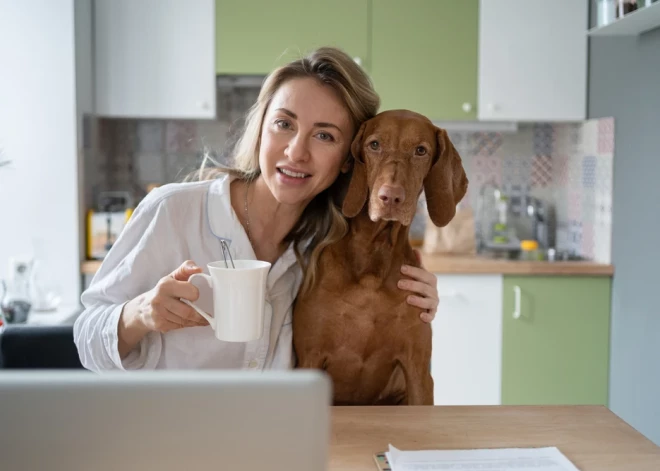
top-left (214, 0), bottom-right (585, 122)
top-left (431, 275), bottom-right (502, 405)
top-left (501, 276), bottom-right (611, 406)
top-left (478, 0), bottom-right (588, 121)
top-left (371, 0), bottom-right (478, 121)
top-left (94, 0), bottom-right (216, 119)
top-left (431, 273), bottom-right (611, 406)
top-left (215, 0), bottom-right (369, 75)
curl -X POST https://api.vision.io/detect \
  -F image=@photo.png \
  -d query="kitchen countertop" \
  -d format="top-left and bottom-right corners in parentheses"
top-left (419, 253), bottom-right (614, 276)
top-left (82, 255), bottom-right (615, 277)
top-left (26, 304), bottom-right (82, 325)
top-left (81, 260), bottom-right (102, 275)
top-left (2, 304), bottom-right (82, 328)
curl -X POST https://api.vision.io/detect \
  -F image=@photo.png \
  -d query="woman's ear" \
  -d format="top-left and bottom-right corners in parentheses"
top-left (423, 127), bottom-right (468, 227)
top-left (342, 122), bottom-right (369, 218)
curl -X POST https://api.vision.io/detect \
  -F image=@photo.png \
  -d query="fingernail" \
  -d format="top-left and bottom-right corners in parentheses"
top-left (398, 280), bottom-right (406, 288)
top-left (401, 265), bottom-right (409, 273)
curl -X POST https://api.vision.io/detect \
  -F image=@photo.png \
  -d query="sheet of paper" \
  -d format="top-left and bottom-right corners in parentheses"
top-left (385, 444), bottom-right (581, 471)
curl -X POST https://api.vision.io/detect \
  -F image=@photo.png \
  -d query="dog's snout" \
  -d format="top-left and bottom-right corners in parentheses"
top-left (378, 185), bottom-right (406, 206)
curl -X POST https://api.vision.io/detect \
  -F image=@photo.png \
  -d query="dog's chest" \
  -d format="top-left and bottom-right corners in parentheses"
top-left (311, 251), bottom-right (419, 325)
top-left (311, 277), bottom-right (419, 341)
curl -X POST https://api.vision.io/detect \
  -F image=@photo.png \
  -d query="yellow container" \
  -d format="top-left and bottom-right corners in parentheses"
top-left (520, 240), bottom-right (541, 261)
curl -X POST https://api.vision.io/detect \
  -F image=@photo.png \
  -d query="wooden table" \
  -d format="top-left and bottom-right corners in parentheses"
top-left (330, 406), bottom-right (660, 470)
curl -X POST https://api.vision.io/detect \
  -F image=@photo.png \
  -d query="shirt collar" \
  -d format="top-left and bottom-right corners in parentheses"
top-left (206, 174), bottom-right (299, 276)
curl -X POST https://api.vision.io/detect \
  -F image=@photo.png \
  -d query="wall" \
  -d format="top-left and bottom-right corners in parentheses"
top-left (0, 0), bottom-right (81, 307)
top-left (84, 86), bottom-right (259, 204)
top-left (93, 108), bottom-right (613, 262)
top-left (589, 26), bottom-right (660, 444)
top-left (448, 119), bottom-right (613, 262)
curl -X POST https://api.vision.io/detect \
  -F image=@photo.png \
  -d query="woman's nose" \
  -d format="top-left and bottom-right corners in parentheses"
top-left (285, 134), bottom-right (310, 162)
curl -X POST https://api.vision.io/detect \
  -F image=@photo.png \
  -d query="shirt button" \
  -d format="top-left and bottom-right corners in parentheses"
top-left (248, 360), bottom-right (258, 369)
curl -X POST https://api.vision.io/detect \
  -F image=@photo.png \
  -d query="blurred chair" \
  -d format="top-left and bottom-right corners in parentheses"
top-left (0, 325), bottom-right (85, 369)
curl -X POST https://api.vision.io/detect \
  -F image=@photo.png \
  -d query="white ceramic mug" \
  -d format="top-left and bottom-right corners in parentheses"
top-left (183, 260), bottom-right (271, 342)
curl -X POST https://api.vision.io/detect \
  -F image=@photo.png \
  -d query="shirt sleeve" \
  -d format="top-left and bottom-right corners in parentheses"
top-left (74, 189), bottom-right (180, 371)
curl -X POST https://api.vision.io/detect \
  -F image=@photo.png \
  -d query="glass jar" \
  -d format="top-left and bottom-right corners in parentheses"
top-left (520, 240), bottom-right (541, 261)
top-left (597, 0), bottom-right (617, 27)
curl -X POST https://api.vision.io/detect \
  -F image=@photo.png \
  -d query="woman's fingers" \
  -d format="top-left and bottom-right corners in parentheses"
top-left (399, 258), bottom-right (439, 324)
top-left (170, 260), bottom-right (203, 282)
top-left (398, 279), bottom-right (436, 299)
top-left (162, 297), bottom-right (208, 326)
top-left (406, 294), bottom-right (438, 312)
top-left (401, 263), bottom-right (436, 286)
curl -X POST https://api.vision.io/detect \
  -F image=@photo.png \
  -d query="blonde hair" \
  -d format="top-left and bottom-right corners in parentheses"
top-left (189, 47), bottom-right (380, 294)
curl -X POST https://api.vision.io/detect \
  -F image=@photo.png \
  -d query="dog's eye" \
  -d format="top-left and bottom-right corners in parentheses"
top-left (369, 141), bottom-right (380, 150)
top-left (415, 146), bottom-right (427, 156)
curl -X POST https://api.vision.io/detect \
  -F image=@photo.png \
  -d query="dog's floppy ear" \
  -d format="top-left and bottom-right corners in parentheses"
top-left (342, 122), bottom-right (369, 218)
top-left (423, 127), bottom-right (468, 227)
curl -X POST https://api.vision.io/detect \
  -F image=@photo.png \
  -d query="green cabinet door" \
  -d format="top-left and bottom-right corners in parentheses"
top-left (216, 0), bottom-right (369, 75)
top-left (370, 0), bottom-right (478, 120)
top-left (501, 276), bottom-right (611, 406)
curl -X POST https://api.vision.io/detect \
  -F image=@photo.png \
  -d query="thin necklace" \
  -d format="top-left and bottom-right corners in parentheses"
top-left (244, 179), bottom-right (252, 243)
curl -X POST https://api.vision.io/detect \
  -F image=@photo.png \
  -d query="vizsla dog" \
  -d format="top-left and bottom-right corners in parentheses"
top-left (293, 110), bottom-right (468, 405)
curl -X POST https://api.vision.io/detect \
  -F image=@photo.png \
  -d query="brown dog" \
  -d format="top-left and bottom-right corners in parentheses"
top-left (293, 109), bottom-right (468, 405)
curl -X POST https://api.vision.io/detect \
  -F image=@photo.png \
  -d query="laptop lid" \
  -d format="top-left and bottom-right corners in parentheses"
top-left (0, 370), bottom-right (331, 471)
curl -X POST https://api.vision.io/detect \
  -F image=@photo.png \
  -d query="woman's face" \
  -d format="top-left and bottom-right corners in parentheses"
top-left (259, 77), bottom-right (353, 208)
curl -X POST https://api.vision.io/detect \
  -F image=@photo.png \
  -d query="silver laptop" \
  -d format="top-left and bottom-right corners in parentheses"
top-left (0, 370), bottom-right (331, 471)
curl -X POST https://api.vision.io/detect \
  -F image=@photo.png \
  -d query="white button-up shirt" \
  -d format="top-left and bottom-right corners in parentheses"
top-left (74, 175), bottom-right (302, 372)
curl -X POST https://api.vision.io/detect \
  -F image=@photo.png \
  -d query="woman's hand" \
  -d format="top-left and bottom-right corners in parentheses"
top-left (134, 260), bottom-right (209, 333)
top-left (118, 261), bottom-right (209, 358)
top-left (398, 250), bottom-right (439, 324)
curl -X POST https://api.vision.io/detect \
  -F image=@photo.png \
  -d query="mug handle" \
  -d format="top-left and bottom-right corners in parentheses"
top-left (181, 273), bottom-right (215, 328)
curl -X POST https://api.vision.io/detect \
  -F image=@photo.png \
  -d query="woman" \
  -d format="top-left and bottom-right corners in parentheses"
top-left (74, 47), bottom-right (440, 371)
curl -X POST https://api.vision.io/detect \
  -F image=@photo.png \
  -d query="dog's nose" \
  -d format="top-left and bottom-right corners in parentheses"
top-left (378, 185), bottom-right (406, 206)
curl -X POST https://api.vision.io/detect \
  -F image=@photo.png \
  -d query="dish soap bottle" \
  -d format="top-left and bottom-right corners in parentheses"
top-left (492, 194), bottom-right (511, 245)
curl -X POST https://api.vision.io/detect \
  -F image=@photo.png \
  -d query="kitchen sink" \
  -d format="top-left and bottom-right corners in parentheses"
top-left (480, 248), bottom-right (589, 262)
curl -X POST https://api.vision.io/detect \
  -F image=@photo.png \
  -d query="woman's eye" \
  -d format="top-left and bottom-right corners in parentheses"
top-left (369, 141), bottom-right (380, 150)
top-left (275, 119), bottom-right (291, 130)
top-left (317, 132), bottom-right (334, 142)
top-left (415, 146), bottom-right (427, 156)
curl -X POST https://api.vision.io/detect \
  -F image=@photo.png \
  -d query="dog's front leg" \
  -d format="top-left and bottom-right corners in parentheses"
top-left (402, 358), bottom-right (434, 405)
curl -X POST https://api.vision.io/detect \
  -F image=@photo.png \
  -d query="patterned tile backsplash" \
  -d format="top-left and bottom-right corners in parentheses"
top-left (85, 89), bottom-right (614, 263)
top-left (446, 118), bottom-right (614, 263)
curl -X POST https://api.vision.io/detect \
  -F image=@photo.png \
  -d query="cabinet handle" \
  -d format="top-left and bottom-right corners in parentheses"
top-left (512, 285), bottom-right (521, 319)
top-left (198, 101), bottom-right (210, 110)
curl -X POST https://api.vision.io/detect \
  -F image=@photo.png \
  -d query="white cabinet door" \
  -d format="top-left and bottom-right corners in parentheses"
top-left (94, 0), bottom-right (216, 119)
top-left (431, 275), bottom-right (503, 405)
top-left (478, 0), bottom-right (587, 121)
